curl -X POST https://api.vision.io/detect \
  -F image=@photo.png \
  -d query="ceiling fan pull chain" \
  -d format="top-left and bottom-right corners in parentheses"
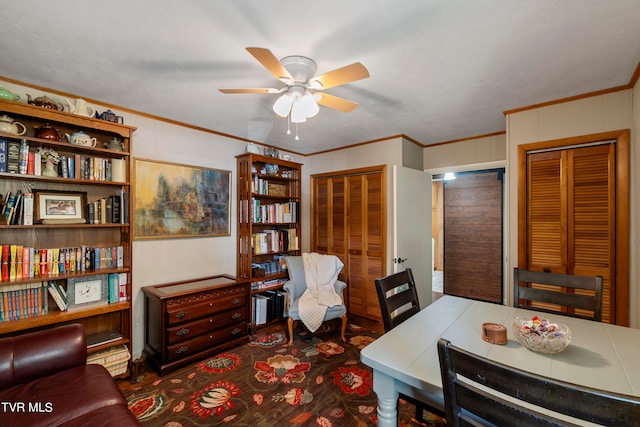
top-left (295, 123), bottom-right (300, 141)
top-left (287, 114), bottom-right (291, 135)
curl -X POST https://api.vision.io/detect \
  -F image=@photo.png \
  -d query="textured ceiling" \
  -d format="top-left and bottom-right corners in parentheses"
top-left (1, 1), bottom-right (639, 154)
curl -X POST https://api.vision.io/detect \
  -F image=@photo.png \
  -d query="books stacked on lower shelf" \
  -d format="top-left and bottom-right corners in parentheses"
top-left (253, 289), bottom-right (287, 325)
top-left (0, 281), bottom-right (48, 322)
top-left (86, 344), bottom-right (130, 377)
top-left (86, 329), bottom-right (123, 349)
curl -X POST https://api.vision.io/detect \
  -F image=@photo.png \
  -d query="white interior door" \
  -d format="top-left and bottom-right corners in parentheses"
top-left (393, 165), bottom-right (432, 308)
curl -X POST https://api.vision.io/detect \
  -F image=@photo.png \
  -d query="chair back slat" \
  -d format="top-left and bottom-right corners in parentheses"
top-left (514, 268), bottom-right (603, 321)
top-left (438, 338), bottom-right (640, 427)
top-left (374, 268), bottom-right (420, 332)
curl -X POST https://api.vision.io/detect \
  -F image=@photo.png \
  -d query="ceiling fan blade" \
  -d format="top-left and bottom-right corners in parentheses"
top-left (311, 62), bottom-right (369, 90)
top-left (316, 92), bottom-right (358, 112)
top-left (246, 47), bottom-right (294, 83)
top-left (219, 88), bottom-right (283, 94)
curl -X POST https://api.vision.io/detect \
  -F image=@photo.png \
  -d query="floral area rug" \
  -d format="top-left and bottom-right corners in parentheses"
top-left (126, 322), bottom-right (445, 426)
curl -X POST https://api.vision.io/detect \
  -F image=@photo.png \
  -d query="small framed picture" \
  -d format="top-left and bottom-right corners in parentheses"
top-left (34, 190), bottom-right (87, 224)
top-left (67, 275), bottom-right (109, 310)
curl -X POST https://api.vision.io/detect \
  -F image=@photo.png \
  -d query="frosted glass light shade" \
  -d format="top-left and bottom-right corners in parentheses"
top-left (299, 93), bottom-right (319, 118)
top-left (290, 101), bottom-right (308, 123)
top-left (273, 93), bottom-right (294, 117)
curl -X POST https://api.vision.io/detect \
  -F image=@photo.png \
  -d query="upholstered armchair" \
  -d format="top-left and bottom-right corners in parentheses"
top-left (283, 255), bottom-right (347, 346)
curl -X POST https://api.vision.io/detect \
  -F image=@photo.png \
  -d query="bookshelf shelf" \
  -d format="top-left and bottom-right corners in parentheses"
top-left (0, 98), bottom-right (134, 374)
top-left (236, 152), bottom-right (302, 332)
top-left (0, 301), bottom-right (130, 334)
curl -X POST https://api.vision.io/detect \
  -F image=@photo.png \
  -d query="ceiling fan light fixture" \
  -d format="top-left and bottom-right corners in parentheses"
top-left (290, 101), bottom-right (308, 123)
top-left (299, 93), bottom-right (319, 118)
top-left (273, 93), bottom-right (294, 117)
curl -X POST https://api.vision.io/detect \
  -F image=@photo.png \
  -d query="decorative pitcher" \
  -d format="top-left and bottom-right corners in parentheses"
top-left (64, 98), bottom-right (97, 117)
top-left (26, 94), bottom-right (63, 110)
top-left (65, 131), bottom-right (97, 147)
top-left (105, 137), bottom-right (125, 151)
top-left (0, 114), bottom-right (27, 135)
top-left (0, 86), bottom-right (20, 102)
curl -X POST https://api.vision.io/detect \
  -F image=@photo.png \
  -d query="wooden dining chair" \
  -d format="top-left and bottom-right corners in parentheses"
top-left (374, 269), bottom-right (444, 421)
top-left (437, 338), bottom-right (640, 426)
top-left (513, 268), bottom-right (603, 321)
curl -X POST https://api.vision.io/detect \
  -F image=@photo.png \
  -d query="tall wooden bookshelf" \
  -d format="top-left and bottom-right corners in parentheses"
top-left (0, 99), bottom-right (135, 374)
top-left (236, 152), bottom-right (301, 330)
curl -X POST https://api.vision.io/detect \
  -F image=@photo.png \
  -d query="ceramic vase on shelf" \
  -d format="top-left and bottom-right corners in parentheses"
top-left (42, 160), bottom-right (58, 177)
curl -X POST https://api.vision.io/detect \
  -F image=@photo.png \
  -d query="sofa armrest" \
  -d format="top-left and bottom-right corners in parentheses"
top-left (0, 323), bottom-right (87, 390)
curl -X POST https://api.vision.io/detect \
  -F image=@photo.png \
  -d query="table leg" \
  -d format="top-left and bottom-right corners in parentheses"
top-left (372, 370), bottom-right (399, 427)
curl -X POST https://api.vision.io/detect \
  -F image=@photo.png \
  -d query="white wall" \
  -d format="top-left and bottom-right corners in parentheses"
top-left (423, 133), bottom-right (506, 170)
top-left (506, 89), bottom-right (637, 327)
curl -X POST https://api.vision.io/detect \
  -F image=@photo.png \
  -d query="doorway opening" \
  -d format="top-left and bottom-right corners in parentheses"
top-left (432, 168), bottom-right (505, 303)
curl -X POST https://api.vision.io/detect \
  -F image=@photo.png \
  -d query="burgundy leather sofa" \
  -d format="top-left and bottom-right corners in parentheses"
top-left (0, 323), bottom-right (141, 427)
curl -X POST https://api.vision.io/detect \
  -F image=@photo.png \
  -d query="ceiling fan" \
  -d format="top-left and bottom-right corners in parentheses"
top-left (219, 47), bottom-right (369, 124)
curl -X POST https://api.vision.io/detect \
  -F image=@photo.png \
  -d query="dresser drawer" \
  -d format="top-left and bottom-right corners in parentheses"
top-left (166, 322), bottom-right (247, 362)
top-left (166, 291), bottom-right (246, 326)
top-left (166, 308), bottom-right (246, 345)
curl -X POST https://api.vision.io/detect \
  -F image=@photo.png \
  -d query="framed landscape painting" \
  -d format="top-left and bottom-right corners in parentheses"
top-left (133, 158), bottom-right (231, 240)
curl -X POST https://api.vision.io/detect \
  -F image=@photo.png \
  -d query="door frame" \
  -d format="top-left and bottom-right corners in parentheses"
top-left (517, 129), bottom-right (630, 325)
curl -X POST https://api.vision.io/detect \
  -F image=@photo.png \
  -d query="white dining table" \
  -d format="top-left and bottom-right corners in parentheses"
top-left (360, 295), bottom-right (640, 427)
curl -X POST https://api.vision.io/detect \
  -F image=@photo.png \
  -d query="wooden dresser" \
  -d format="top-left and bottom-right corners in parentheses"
top-left (141, 274), bottom-right (250, 375)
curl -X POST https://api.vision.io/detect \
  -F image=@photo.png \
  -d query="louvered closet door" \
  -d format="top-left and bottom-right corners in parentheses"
top-left (346, 173), bottom-right (384, 320)
top-left (312, 177), bottom-right (347, 281)
top-left (526, 144), bottom-right (615, 322)
top-left (362, 172), bottom-right (384, 319)
top-left (312, 169), bottom-right (385, 321)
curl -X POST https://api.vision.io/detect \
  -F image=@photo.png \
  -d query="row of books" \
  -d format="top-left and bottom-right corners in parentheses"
top-left (1, 190), bottom-right (33, 225)
top-left (252, 228), bottom-right (299, 255)
top-left (0, 188), bottom-right (129, 226)
top-left (87, 190), bottom-right (129, 224)
top-left (253, 289), bottom-right (287, 325)
top-left (251, 199), bottom-right (298, 224)
top-left (0, 139), bottom-right (126, 182)
top-left (0, 273), bottom-right (128, 321)
top-left (1, 244), bottom-right (125, 282)
top-left (58, 155), bottom-right (126, 182)
top-left (251, 277), bottom-right (287, 291)
top-left (252, 176), bottom-right (288, 196)
top-left (0, 281), bottom-right (48, 321)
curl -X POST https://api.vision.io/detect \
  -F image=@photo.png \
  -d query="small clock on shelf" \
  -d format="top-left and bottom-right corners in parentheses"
top-left (67, 275), bottom-right (109, 309)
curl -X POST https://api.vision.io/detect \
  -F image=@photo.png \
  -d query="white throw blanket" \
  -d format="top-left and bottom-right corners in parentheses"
top-left (298, 252), bottom-right (344, 332)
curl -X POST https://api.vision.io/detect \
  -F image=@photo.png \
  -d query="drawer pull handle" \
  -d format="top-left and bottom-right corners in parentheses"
top-left (231, 327), bottom-right (242, 335)
top-left (231, 298), bottom-right (241, 305)
top-left (175, 346), bottom-right (188, 354)
top-left (175, 311), bottom-right (187, 319)
top-left (232, 312), bottom-right (241, 320)
top-left (176, 328), bottom-right (190, 337)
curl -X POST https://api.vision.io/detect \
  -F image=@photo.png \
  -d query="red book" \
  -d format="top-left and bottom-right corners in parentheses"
top-left (40, 249), bottom-right (47, 276)
top-left (27, 151), bottom-right (35, 175)
top-left (1, 245), bottom-right (9, 281)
